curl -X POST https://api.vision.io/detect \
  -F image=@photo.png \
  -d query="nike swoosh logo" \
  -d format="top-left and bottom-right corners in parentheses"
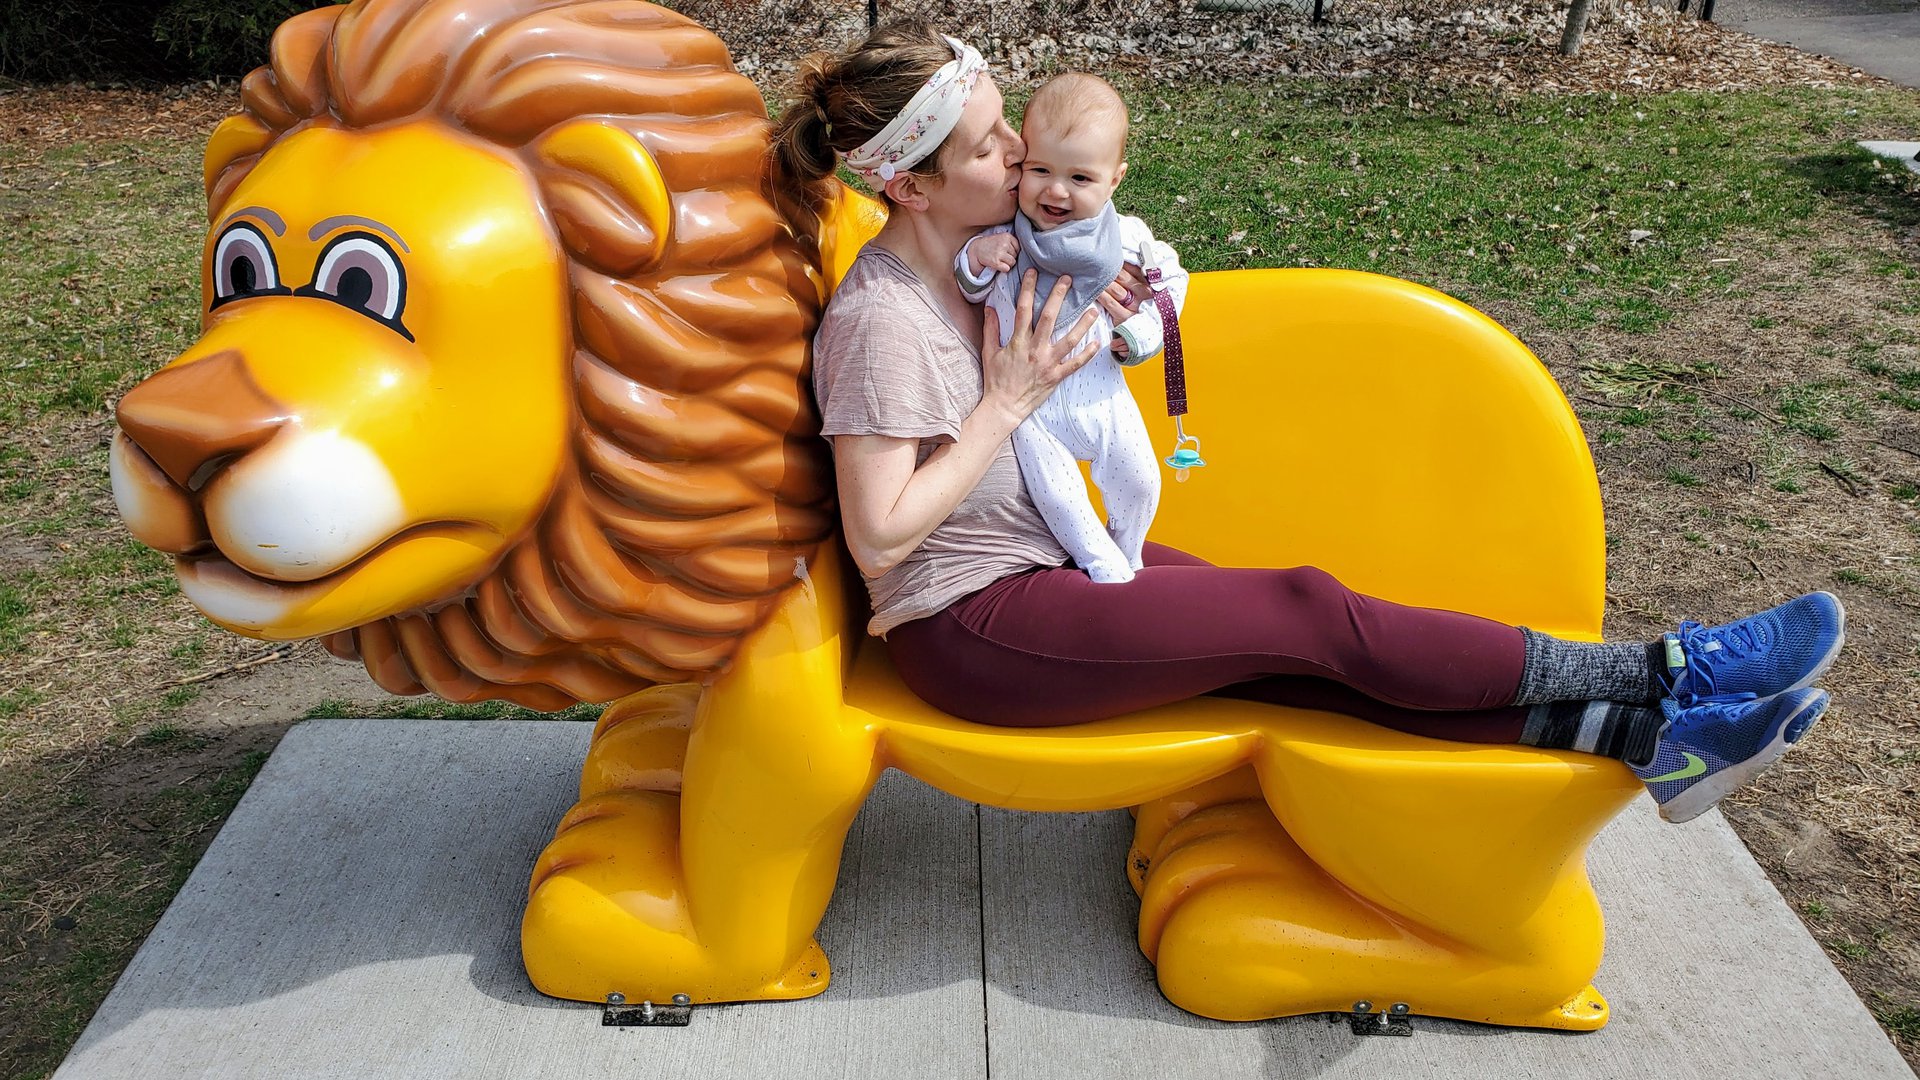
top-left (1645, 752), bottom-right (1706, 783)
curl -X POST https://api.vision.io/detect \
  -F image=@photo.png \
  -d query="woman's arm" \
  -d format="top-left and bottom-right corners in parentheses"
top-left (833, 421), bottom-right (1015, 579)
top-left (835, 272), bottom-right (1101, 578)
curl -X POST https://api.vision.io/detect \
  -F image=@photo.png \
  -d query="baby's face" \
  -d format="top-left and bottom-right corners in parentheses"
top-left (1016, 121), bottom-right (1126, 230)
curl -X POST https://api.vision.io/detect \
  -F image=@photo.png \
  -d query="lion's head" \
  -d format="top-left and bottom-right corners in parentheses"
top-left (110, 0), bottom-right (836, 709)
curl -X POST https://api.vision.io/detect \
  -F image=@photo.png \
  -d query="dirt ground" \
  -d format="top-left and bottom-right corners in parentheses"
top-left (2, 3), bottom-right (1918, 1074)
top-left (1499, 216), bottom-right (1920, 1050)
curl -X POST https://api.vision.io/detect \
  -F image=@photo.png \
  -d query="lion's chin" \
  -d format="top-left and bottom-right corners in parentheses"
top-left (177, 521), bottom-right (502, 638)
top-left (177, 555), bottom-right (309, 634)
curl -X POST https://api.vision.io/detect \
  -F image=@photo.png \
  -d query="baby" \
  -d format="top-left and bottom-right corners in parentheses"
top-left (955, 73), bottom-right (1189, 584)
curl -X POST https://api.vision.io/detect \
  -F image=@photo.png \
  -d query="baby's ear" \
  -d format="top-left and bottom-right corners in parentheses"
top-left (1113, 161), bottom-right (1129, 187)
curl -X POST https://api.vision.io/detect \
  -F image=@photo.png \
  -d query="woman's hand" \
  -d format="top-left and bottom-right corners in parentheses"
top-left (836, 274), bottom-right (1099, 580)
top-left (980, 270), bottom-right (1102, 426)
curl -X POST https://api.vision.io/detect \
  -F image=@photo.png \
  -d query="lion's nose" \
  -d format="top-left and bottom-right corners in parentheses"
top-left (116, 351), bottom-right (289, 490)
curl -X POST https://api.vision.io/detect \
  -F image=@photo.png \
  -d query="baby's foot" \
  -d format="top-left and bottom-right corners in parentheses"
top-left (1084, 560), bottom-right (1135, 584)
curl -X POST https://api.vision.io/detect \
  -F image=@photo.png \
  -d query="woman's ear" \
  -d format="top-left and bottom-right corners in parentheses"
top-left (883, 172), bottom-right (932, 212)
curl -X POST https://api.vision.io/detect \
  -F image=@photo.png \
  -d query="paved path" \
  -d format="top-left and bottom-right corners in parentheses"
top-left (1715, 0), bottom-right (1920, 87)
top-left (54, 719), bottom-right (1917, 1079)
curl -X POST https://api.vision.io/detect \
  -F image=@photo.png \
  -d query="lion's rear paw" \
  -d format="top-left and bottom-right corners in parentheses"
top-left (1137, 798), bottom-right (1607, 1030)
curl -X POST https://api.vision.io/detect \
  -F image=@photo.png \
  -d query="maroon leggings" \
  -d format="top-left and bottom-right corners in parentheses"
top-left (886, 542), bottom-right (1531, 742)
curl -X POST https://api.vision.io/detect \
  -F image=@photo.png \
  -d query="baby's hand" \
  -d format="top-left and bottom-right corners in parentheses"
top-left (970, 232), bottom-right (1019, 275)
top-left (1110, 333), bottom-right (1129, 361)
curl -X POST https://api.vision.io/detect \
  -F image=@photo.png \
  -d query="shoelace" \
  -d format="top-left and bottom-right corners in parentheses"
top-left (1666, 689), bottom-right (1761, 738)
top-left (1673, 618), bottom-right (1769, 701)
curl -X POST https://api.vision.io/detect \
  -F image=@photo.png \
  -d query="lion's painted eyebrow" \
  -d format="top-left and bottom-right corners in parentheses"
top-left (308, 215), bottom-right (412, 253)
top-left (218, 206), bottom-right (286, 236)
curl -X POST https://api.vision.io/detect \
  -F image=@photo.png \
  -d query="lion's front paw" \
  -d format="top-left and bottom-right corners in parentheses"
top-left (578, 684), bottom-right (701, 797)
top-left (522, 789), bottom-right (830, 1004)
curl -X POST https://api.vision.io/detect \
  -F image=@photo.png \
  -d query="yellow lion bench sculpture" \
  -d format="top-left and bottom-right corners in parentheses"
top-left (110, 0), bottom-right (1640, 1030)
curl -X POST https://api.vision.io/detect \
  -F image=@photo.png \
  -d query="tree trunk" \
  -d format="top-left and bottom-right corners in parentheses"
top-left (1560, 0), bottom-right (1595, 56)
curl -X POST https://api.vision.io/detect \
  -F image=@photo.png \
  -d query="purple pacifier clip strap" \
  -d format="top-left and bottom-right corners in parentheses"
top-left (1147, 266), bottom-right (1186, 417)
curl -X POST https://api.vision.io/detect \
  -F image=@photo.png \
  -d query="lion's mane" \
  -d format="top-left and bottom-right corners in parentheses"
top-left (208, 0), bottom-right (835, 709)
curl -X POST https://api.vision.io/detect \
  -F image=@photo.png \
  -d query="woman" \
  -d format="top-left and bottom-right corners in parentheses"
top-left (766, 21), bottom-right (1844, 824)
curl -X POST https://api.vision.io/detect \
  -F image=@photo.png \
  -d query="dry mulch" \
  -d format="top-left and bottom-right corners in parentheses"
top-left (0, 84), bottom-right (235, 153)
top-left (699, 0), bottom-right (1887, 92)
top-left (0, 0), bottom-right (1897, 149)
top-left (1493, 218), bottom-right (1920, 1058)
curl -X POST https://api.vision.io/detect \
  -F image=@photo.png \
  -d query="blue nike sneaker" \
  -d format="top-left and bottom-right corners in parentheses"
top-left (1633, 687), bottom-right (1830, 823)
top-left (1664, 592), bottom-right (1846, 706)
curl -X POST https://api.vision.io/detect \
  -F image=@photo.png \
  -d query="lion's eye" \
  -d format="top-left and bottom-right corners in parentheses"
top-left (210, 222), bottom-right (286, 309)
top-left (300, 232), bottom-right (412, 340)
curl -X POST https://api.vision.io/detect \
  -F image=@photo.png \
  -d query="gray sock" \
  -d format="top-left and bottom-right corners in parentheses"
top-left (1512, 628), bottom-right (1668, 706)
top-left (1519, 699), bottom-right (1665, 767)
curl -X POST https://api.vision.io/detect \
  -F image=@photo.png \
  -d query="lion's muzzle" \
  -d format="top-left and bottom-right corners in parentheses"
top-left (113, 349), bottom-right (411, 584)
top-left (113, 350), bottom-right (283, 557)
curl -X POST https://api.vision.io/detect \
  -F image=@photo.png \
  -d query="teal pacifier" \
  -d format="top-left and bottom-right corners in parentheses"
top-left (1165, 444), bottom-right (1205, 471)
top-left (1165, 421), bottom-right (1206, 484)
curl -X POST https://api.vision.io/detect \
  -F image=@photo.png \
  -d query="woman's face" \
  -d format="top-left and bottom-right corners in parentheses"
top-left (924, 75), bottom-right (1024, 229)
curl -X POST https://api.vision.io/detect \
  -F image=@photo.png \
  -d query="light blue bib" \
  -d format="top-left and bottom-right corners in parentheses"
top-left (1013, 202), bottom-right (1123, 339)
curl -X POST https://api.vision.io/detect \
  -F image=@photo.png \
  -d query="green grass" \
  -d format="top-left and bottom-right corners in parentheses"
top-left (0, 582), bottom-right (29, 653)
top-left (300, 698), bottom-right (606, 723)
top-left (0, 140), bottom-right (204, 430)
top-left (0, 687), bottom-right (47, 721)
top-left (1878, 1004), bottom-right (1920, 1044)
top-left (137, 720), bottom-right (211, 748)
top-left (1831, 938), bottom-right (1873, 962)
top-left (1118, 84), bottom-right (1920, 330)
top-left (9, 747), bottom-right (271, 1080)
top-left (158, 685), bottom-right (201, 711)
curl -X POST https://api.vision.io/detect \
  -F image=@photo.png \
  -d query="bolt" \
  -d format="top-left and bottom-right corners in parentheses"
top-left (671, 994), bottom-right (691, 1006)
top-left (606, 993), bottom-right (625, 1005)
top-left (1390, 1003), bottom-right (1410, 1016)
top-left (1354, 1000), bottom-right (1373, 1013)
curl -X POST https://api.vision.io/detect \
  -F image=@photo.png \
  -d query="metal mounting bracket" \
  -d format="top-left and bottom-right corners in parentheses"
top-left (602, 992), bottom-right (693, 1027)
top-left (1347, 1001), bottom-right (1413, 1036)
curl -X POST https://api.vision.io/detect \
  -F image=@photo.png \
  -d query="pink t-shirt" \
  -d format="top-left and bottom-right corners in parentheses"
top-left (812, 245), bottom-right (1067, 637)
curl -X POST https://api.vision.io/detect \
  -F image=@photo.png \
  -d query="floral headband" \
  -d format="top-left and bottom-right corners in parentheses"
top-left (843, 36), bottom-right (986, 184)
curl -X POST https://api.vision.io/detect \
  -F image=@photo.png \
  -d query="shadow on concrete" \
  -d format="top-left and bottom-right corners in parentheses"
top-left (1784, 148), bottom-right (1920, 229)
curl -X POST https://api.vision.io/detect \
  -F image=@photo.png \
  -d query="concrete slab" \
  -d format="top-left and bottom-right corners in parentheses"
top-left (54, 720), bottom-right (986, 1080)
top-left (55, 718), bottom-right (1916, 1079)
top-left (978, 804), bottom-right (1917, 1079)
top-left (1731, 12), bottom-right (1920, 87)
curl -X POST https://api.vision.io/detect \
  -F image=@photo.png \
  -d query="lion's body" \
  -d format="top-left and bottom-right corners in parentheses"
top-left (113, 0), bottom-right (1639, 1032)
